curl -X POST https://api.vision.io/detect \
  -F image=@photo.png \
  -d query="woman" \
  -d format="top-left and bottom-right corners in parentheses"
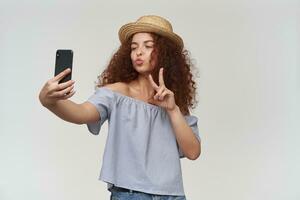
top-left (39, 15), bottom-right (201, 200)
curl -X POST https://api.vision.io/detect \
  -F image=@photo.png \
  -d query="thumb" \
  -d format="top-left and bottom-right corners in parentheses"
top-left (148, 97), bottom-right (159, 106)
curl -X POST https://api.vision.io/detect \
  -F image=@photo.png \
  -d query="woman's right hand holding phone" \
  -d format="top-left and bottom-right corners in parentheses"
top-left (39, 68), bottom-right (75, 108)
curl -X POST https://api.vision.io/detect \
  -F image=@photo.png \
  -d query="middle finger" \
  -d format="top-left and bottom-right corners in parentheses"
top-left (51, 85), bottom-right (74, 98)
top-left (159, 68), bottom-right (165, 86)
top-left (55, 80), bottom-right (75, 91)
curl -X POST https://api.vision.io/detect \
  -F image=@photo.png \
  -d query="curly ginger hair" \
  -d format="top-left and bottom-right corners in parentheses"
top-left (97, 33), bottom-right (198, 115)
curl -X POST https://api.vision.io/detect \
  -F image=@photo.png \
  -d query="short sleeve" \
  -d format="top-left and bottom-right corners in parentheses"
top-left (178, 115), bottom-right (201, 159)
top-left (86, 87), bottom-right (115, 135)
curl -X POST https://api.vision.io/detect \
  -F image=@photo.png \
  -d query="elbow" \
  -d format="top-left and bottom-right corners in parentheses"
top-left (65, 118), bottom-right (85, 125)
top-left (73, 120), bottom-right (84, 125)
top-left (187, 142), bottom-right (201, 160)
top-left (187, 150), bottom-right (201, 160)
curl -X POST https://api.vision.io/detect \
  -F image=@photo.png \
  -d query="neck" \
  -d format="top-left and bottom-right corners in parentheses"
top-left (129, 74), bottom-right (155, 98)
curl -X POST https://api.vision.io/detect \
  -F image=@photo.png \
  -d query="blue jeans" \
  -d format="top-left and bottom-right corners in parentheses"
top-left (109, 186), bottom-right (186, 200)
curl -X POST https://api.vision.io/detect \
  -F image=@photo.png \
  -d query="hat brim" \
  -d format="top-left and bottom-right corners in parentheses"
top-left (118, 22), bottom-right (184, 49)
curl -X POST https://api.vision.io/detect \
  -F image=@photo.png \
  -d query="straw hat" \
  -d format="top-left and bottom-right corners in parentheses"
top-left (118, 15), bottom-right (184, 49)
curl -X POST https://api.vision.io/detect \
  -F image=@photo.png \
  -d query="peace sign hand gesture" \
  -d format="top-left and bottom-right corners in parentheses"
top-left (148, 68), bottom-right (178, 112)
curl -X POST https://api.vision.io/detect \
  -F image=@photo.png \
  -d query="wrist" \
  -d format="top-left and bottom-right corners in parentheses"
top-left (166, 105), bottom-right (180, 116)
top-left (40, 97), bottom-right (57, 108)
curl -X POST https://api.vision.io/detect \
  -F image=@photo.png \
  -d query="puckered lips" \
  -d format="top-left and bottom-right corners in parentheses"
top-left (134, 58), bottom-right (144, 65)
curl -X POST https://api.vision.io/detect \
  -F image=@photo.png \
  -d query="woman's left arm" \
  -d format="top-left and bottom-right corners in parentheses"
top-left (167, 106), bottom-right (201, 160)
top-left (148, 68), bottom-right (201, 160)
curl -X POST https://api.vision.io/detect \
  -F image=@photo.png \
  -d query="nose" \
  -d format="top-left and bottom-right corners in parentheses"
top-left (136, 47), bottom-right (143, 56)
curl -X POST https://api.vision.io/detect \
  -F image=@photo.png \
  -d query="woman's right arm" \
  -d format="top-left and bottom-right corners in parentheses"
top-left (39, 68), bottom-right (99, 125)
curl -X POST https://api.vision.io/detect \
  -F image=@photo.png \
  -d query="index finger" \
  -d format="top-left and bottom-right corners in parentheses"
top-left (148, 74), bottom-right (159, 91)
top-left (52, 68), bottom-right (71, 82)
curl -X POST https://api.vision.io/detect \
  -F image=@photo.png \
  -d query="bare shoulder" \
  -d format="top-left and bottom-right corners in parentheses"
top-left (102, 82), bottom-right (129, 95)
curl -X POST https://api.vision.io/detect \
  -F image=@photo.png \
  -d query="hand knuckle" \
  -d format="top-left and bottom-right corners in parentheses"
top-left (59, 91), bottom-right (65, 96)
top-left (46, 81), bottom-right (52, 86)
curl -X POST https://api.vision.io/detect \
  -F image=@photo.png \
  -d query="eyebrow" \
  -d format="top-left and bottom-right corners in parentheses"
top-left (131, 40), bottom-right (154, 45)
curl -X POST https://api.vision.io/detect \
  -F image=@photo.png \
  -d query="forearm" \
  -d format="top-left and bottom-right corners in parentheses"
top-left (46, 100), bottom-right (87, 124)
top-left (167, 106), bottom-right (201, 160)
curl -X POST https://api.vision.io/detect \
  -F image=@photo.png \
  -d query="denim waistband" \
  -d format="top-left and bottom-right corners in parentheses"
top-left (110, 185), bottom-right (137, 193)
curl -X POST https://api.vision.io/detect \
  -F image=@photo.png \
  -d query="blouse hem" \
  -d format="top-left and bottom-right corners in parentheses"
top-left (100, 177), bottom-right (185, 196)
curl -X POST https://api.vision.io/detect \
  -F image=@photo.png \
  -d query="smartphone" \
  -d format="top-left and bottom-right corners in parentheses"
top-left (55, 49), bottom-right (73, 84)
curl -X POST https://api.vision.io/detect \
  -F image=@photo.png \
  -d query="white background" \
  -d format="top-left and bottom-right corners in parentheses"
top-left (0, 0), bottom-right (299, 199)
